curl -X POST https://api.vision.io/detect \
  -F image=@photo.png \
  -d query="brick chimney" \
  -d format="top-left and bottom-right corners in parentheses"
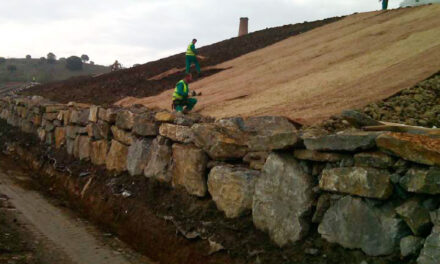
top-left (238, 17), bottom-right (249, 36)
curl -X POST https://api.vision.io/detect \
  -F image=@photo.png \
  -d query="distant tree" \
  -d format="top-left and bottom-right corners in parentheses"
top-left (66, 56), bottom-right (83, 71)
top-left (133, 64), bottom-right (141, 67)
top-left (47, 52), bottom-right (56, 64)
top-left (89, 61), bottom-right (95, 65)
top-left (38, 57), bottom-right (46, 64)
top-left (80, 54), bottom-right (89, 63)
top-left (26, 55), bottom-right (32, 60)
top-left (59, 57), bottom-right (67, 63)
top-left (7, 65), bottom-right (17, 73)
top-left (0, 57), bottom-right (5, 64)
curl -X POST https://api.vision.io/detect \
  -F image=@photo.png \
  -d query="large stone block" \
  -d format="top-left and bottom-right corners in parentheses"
top-left (354, 151), bottom-right (395, 168)
top-left (294, 149), bottom-right (349, 162)
top-left (88, 105), bottom-right (99, 123)
top-left (400, 236), bottom-right (424, 258)
top-left (43, 112), bottom-right (58, 121)
top-left (172, 144), bottom-right (208, 197)
top-left (192, 123), bottom-right (248, 160)
top-left (238, 116), bottom-right (298, 151)
top-left (103, 108), bottom-right (118, 124)
top-left (74, 136), bottom-right (91, 161)
top-left (376, 133), bottom-right (440, 166)
top-left (106, 140), bottom-right (129, 172)
top-left (208, 166), bottom-right (260, 218)
top-left (127, 138), bottom-right (152, 176)
top-left (111, 126), bottom-right (134, 146)
top-left (144, 137), bottom-right (172, 182)
top-left (90, 140), bottom-right (109, 166)
top-left (155, 111), bottom-right (176, 123)
top-left (318, 196), bottom-right (409, 256)
top-left (66, 138), bottom-right (75, 155)
top-left (115, 110), bottom-right (135, 130)
top-left (54, 127), bottom-right (66, 149)
top-left (70, 109), bottom-right (90, 126)
top-left (319, 167), bottom-right (393, 199)
top-left (45, 104), bottom-right (66, 113)
top-left (417, 225), bottom-right (440, 264)
top-left (159, 123), bottom-right (193, 143)
top-left (97, 120), bottom-right (111, 139)
top-left (86, 123), bottom-right (102, 140)
top-left (303, 131), bottom-right (381, 151)
top-left (396, 198), bottom-right (432, 236)
top-left (253, 153), bottom-right (314, 247)
top-left (133, 114), bottom-right (158, 137)
top-left (400, 167), bottom-right (440, 195)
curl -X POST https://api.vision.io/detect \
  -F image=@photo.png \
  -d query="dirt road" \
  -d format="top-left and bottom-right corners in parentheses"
top-left (0, 159), bottom-right (154, 264)
top-left (119, 5), bottom-right (440, 124)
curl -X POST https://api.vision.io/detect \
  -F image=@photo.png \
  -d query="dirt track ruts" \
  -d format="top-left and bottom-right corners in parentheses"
top-left (0, 160), bottom-right (154, 264)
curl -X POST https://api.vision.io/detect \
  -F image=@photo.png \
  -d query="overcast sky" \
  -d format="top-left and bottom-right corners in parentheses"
top-left (0, 0), bottom-right (401, 66)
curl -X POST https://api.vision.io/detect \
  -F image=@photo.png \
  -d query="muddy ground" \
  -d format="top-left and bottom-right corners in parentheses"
top-left (0, 120), bottom-right (418, 264)
top-left (0, 206), bottom-right (41, 264)
top-left (21, 17), bottom-right (341, 106)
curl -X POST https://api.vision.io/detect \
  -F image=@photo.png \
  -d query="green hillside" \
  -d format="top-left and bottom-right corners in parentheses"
top-left (0, 57), bottom-right (110, 84)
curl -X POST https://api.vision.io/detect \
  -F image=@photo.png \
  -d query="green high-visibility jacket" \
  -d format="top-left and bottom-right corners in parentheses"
top-left (173, 80), bottom-right (189, 101)
top-left (186, 43), bottom-right (197, 56)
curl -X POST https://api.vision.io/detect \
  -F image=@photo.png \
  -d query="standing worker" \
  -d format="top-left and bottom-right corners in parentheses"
top-left (172, 73), bottom-right (198, 113)
top-left (379, 0), bottom-right (389, 10)
top-left (186, 39), bottom-right (201, 75)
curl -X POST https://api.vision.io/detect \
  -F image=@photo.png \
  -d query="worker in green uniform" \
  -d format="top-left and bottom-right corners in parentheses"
top-left (172, 73), bottom-right (197, 113)
top-left (186, 39), bottom-right (201, 75)
top-left (380, 0), bottom-right (389, 10)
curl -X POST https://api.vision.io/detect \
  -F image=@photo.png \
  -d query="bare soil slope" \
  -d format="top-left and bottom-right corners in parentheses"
top-left (119, 5), bottom-right (440, 124)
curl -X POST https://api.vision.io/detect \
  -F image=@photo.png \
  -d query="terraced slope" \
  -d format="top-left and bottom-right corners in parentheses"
top-left (22, 17), bottom-right (341, 106)
top-left (120, 5), bottom-right (440, 124)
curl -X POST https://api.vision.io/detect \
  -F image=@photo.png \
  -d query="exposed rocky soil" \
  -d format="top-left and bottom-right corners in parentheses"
top-left (21, 17), bottom-right (341, 106)
top-left (363, 72), bottom-right (440, 128)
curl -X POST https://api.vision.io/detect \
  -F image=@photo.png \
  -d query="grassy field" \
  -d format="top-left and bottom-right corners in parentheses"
top-left (0, 58), bottom-right (110, 84)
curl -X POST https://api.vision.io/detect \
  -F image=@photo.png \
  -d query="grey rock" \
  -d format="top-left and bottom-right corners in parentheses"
top-left (303, 131), bottom-right (381, 152)
top-left (115, 110), bottom-right (134, 130)
top-left (400, 236), bottom-right (424, 258)
top-left (253, 153), bottom-right (314, 247)
top-left (111, 126), bottom-right (134, 146)
top-left (70, 109), bottom-right (90, 126)
top-left (318, 196), bottom-right (409, 256)
top-left (159, 123), bottom-right (193, 143)
top-left (417, 226), bottom-right (440, 264)
top-left (341, 110), bottom-right (382, 127)
top-left (400, 167), bottom-right (440, 195)
top-left (294, 149), bottom-right (350, 162)
top-left (172, 144), bottom-right (208, 197)
top-left (208, 166), bottom-right (260, 218)
top-left (144, 137), bottom-right (172, 182)
top-left (319, 167), bottom-right (393, 199)
top-left (133, 114), bottom-right (158, 136)
top-left (354, 151), bottom-right (395, 168)
top-left (192, 123), bottom-right (248, 160)
top-left (126, 138), bottom-right (152, 176)
top-left (396, 198), bottom-right (432, 236)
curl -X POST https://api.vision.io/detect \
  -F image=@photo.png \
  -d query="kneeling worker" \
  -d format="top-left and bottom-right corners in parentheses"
top-left (172, 73), bottom-right (197, 113)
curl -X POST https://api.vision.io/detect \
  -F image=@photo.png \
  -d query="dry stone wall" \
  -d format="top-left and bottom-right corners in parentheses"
top-left (1, 95), bottom-right (440, 262)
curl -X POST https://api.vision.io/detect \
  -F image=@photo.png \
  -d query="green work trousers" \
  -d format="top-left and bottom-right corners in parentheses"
top-left (174, 98), bottom-right (197, 112)
top-left (185, 55), bottom-right (201, 74)
top-left (382, 0), bottom-right (388, 10)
